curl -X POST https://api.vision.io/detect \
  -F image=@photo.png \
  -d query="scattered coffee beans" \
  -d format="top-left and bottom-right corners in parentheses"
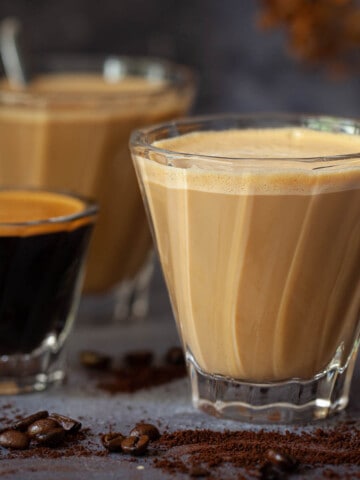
top-left (28, 418), bottom-right (61, 438)
top-left (33, 427), bottom-right (66, 447)
top-left (49, 413), bottom-right (82, 433)
top-left (259, 449), bottom-right (299, 479)
top-left (101, 422), bottom-right (161, 456)
top-left (265, 449), bottom-right (298, 472)
top-left (259, 462), bottom-right (287, 480)
top-left (0, 430), bottom-right (30, 450)
top-left (101, 433), bottom-right (124, 452)
top-left (164, 346), bottom-right (185, 366)
top-left (12, 411), bottom-right (49, 432)
top-left (0, 411), bottom-right (82, 452)
top-left (80, 347), bottom-right (187, 394)
top-left (79, 350), bottom-right (111, 370)
top-left (121, 435), bottom-right (149, 456)
top-left (152, 426), bottom-right (360, 478)
top-left (130, 423), bottom-right (160, 441)
top-left (124, 350), bottom-right (153, 367)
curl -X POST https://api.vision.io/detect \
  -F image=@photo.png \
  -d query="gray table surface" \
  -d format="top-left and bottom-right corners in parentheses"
top-left (0, 287), bottom-right (359, 479)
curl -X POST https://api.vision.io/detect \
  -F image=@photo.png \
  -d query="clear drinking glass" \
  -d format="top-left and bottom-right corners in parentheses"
top-left (0, 188), bottom-right (97, 394)
top-left (0, 56), bottom-right (195, 322)
top-left (130, 114), bottom-right (360, 423)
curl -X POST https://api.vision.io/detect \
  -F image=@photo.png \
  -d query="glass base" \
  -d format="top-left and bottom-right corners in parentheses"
top-left (0, 348), bottom-right (66, 395)
top-left (79, 251), bottom-right (155, 323)
top-left (188, 356), bottom-right (355, 424)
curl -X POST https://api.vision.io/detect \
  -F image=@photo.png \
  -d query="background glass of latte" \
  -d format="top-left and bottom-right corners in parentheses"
top-left (0, 56), bottom-right (195, 321)
top-left (0, 188), bottom-right (97, 394)
top-left (131, 114), bottom-right (360, 423)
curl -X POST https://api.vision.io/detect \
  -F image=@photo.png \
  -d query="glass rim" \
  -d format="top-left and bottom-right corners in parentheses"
top-left (130, 113), bottom-right (360, 163)
top-left (0, 187), bottom-right (98, 228)
top-left (0, 55), bottom-right (195, 105)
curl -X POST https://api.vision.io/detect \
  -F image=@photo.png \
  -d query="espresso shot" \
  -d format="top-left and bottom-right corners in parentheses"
top-left (0, 189), bottom-right (97, 394)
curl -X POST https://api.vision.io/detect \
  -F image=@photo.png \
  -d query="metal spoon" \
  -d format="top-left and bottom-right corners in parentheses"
top-left (0, 17), bottom-right (31, 87)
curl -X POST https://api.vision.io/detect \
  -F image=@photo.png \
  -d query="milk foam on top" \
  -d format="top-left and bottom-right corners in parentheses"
top-left (144, 129), bottom-right (360, 196)
top-left (154, 128), bottom-right (360, 158)
top-left (0, 74), bottom-right (172, 121)
top-left (1, 74), bottom-right (165, 94)
top-left (136, 127), bottom-right (360, 381)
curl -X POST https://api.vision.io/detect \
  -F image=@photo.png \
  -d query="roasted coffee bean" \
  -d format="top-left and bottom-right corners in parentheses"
top-left (165, 346), bottom-right (185, 366)
top-left (124, 350), bottom-right (153, 367)
top-left (266, 449), bottom-right (298, 472)
top-left (80, 350), bottom-right (111, 370)
top-left (189, 465), bottom-right (210, 477)
top-left (130, 423), bottom-right (160, 441)
top-left (33, 427), bottom-right (66, 447)
top-left (49, 413), bottom-right (82, 433)
top-left (0, 430), bottom-right (30, 450)
top-left (27, 418), bottom-right (60, 438)
top-left (12, 411), bottom-right (49, 431)
top-left (259, 462), bottom-right (287, 480)
top-left (101, 432), bottom-right (125, 452)
top-left (121, 434), bottom-right (149, 455)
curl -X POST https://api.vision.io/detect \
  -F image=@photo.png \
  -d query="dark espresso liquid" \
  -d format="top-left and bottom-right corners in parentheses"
top-left (0, 191), bottom-right (95, 355)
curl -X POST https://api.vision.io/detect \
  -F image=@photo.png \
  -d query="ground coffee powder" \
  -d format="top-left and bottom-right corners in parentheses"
top-left (152, 424), bottom-right (360, 478)
top-left (2, 406), bottom-right (359, 478)
top-left (2, 413), bottom-right (359, 478)
top-left (80, 348), bottom-right (187, 393)
top-left (97, 364), bottom-right (187, 394)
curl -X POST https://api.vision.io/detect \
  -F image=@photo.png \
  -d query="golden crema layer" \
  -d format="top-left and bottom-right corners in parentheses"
top-left (0, 190), bottom-right (92, 236)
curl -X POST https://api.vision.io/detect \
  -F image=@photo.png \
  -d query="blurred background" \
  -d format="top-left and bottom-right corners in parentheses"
top-left (0, 0), bottom-right (359, 317)
top-left (0, 0), bottom-right (359, 116)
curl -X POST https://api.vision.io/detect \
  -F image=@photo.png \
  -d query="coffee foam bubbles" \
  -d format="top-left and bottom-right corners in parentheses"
top-left (0, 74), bottom-right (177, 121)
top-left (154, 128), bottom-right (360, 158)
top-left (141, 128), bottom-right (360, 196)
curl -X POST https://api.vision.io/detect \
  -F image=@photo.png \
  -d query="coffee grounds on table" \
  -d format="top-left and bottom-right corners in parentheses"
top-left (2, 412), bottom-right (359, 478)
top-left (152, 424), bottom-right (360, 477)
top-left (0, 412), bottom-right (103, 460)
top-left (80, 347), bottom-right (187, 393)
top-left (2, 430), bottom-right (106, 460)
top-left (98, 364), bottom-right (187, 394)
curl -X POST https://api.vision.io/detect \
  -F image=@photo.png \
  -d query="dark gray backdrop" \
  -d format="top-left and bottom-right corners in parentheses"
top-left (0, 0), bottom-right (359, 115)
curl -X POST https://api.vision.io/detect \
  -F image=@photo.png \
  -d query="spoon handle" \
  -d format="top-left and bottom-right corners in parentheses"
top-left (0, 17), bottom-right (30, 87)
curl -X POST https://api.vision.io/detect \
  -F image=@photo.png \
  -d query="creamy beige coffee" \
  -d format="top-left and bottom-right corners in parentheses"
top-left (135, 128), bottom-right (360, 382)
top-left (0, 72), bottom-right (192, 293)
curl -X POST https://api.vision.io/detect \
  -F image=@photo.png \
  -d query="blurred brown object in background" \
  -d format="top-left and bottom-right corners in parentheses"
top-left (258, 0), bottom-right (360, 73)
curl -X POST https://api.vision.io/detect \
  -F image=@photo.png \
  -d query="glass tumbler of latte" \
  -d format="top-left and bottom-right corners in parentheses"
top-left (0, 57), bottom-right (195, 321)
top-left (131, 114), bottom-right (360, 423)
top-left (0, 188), bottom-right (97, 394)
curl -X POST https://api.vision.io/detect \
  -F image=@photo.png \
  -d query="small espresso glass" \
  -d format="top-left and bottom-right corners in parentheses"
top-left (131, 114), bottom-right (360, 423)
top-left (0, 55), bottom-right (195, 322)
top-left (0, 188), bottom-right (97, 394)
